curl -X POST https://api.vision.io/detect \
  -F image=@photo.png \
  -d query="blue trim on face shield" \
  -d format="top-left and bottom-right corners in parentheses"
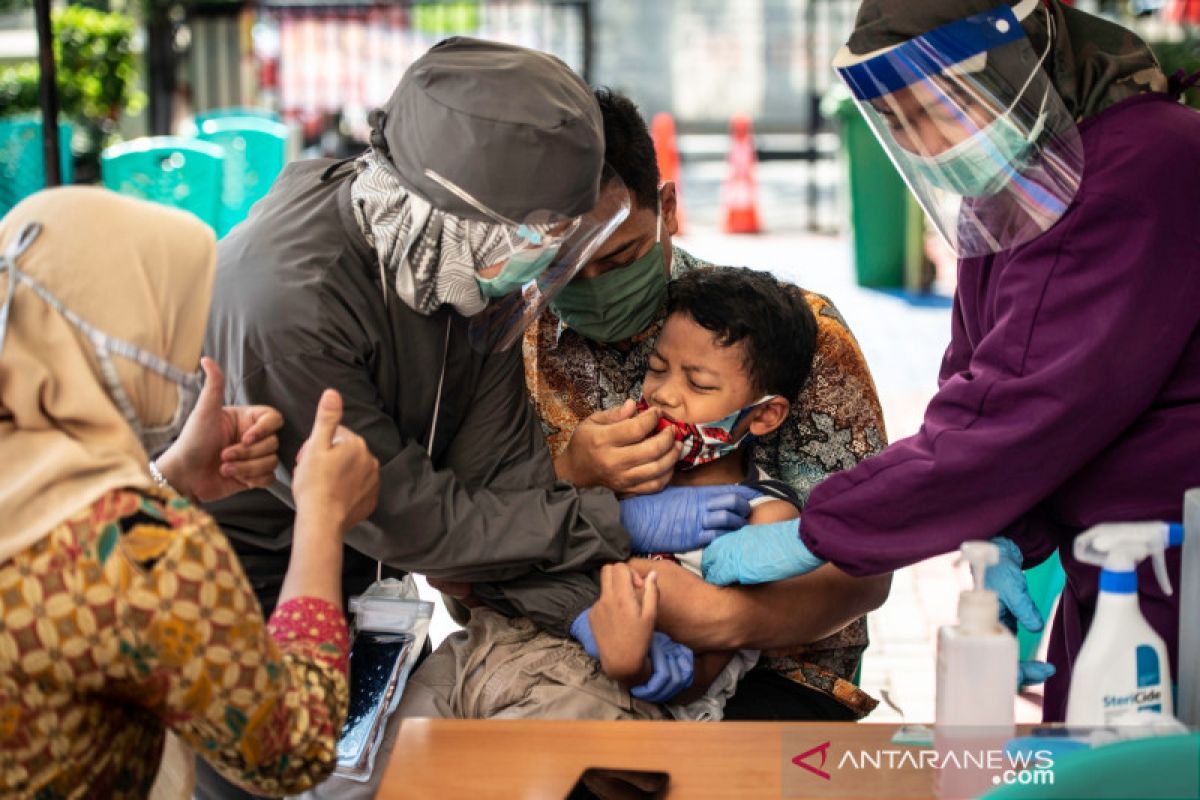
top-left (838, 4), bottom-right (1027, 101)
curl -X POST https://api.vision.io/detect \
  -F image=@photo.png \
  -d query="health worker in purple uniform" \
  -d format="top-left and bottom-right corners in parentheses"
top-left (700, 0), bottom-right (1200, 721)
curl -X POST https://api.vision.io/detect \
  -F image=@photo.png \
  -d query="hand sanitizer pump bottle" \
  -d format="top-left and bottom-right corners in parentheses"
top-left (936, 541), bottom-right (1019, 728)
top-left (1066, 522), bottom-right (1181, 726)
top-left (935, 541), bottom-right (1018, 798)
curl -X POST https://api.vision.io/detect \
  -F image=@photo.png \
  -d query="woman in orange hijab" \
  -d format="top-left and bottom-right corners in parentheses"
top-left (0, 187), bottom-right (379, 798)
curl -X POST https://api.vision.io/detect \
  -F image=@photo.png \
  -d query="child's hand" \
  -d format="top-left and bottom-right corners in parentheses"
top-left (590, 563), bottom-right (658, 683)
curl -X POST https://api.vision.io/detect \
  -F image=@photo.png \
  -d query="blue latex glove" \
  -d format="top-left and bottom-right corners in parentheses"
top-left (620, 484), bottom-right (758, 553)
top-left (987, 536), bottom-right (1055, 689)
top-left (630, 632), bottom-right (694, 704)
top-left (988, 536), bottom-right (1045, 634)
top-left (701, 519), bottom-right (825, 586)
top-left (1018, 661), bottom-right (1056, 691)
top-left (569, 607), bottom-right (600, 659)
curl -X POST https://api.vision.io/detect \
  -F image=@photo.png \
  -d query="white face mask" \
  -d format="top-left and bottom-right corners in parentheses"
top-left (0, 221), bottom-right (204, 457)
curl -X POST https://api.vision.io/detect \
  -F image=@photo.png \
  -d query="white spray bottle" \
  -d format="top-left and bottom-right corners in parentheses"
top-left (1065, 522), bottom-right (1183, 726)
top-left (935, 541), bottom-right (1018, 728)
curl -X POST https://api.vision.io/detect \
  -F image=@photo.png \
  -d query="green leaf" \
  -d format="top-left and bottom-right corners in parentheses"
top-left (2, 5), bottom-right (141, 137)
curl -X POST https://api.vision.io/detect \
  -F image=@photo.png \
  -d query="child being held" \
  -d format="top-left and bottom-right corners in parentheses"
top-left (582, 266), bottom-right (817, 718)
top-left (396, 266), bottom-right (819, 721)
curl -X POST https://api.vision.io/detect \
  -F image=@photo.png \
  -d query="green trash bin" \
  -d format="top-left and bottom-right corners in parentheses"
top-left (821, 85), bottom-right (909, 289)
top-left (0, 115), bottom-right (74, 216)
top-left (196, 116), bottom-right (290, 237)
top-left (100, 136), bottom-right (225, 231)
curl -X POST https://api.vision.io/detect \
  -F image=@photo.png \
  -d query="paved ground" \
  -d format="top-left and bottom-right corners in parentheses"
top-left (416, 160), bottom-right (1048, 724)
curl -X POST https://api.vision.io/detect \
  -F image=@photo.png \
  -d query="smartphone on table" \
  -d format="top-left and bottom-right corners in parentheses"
top-left (564, 767), bottom-right (670, 800)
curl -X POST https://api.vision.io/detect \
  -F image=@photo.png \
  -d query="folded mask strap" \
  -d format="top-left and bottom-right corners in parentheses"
top-left (91, 333), bottom-right (144, 433)
top-left (0, 222), bottom-right (43, 356)
top-left (727, 394), bottom-right (779, 446)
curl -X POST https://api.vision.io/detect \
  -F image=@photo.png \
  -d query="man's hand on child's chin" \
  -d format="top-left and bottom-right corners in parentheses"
top-left (554, 400), bottom-right (679, 494)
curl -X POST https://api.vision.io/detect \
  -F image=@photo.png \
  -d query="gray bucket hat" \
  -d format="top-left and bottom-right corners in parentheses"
top-left (369, 37), bottom-right (603, 223)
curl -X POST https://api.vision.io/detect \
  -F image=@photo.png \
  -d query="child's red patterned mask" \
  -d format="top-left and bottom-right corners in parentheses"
top-left (635, 395), bottom-right (774, 470)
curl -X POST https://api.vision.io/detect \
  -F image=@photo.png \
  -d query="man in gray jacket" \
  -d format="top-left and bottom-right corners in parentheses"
top-left (199, 37), bottom-right (758, 797)
top-left (204, 38), bottom-right (752, 651)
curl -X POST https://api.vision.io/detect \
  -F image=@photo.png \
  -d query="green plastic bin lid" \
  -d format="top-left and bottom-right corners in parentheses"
top-left (194, 106), bottom-right (281, 125)
top-left (195, 117), bottom-right (290, 237)
top-left (820, 83), bottom-right (858, 120)
top-left (100, 136), bottom-right (226, 231)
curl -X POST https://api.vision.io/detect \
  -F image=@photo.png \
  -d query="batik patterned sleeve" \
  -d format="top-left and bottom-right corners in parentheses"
top-left (107, 492), bottom-right (349, 795)
top-left (752, 290), bottom-right (888, 505)
top-left (744, 290), bottom-right (886, 690)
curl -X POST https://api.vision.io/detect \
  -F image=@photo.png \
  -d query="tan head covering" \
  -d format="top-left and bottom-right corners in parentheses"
top-left (0, 187), bottom-right (215, 563)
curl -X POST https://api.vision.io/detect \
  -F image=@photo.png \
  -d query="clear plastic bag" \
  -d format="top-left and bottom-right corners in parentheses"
top-left (333, 578), bottom-right (432, 782)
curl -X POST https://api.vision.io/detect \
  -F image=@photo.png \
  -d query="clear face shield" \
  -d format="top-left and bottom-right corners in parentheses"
top-left (423, 164), bottom-right (632, 352)
top-left (832, 0), bottom-right (1085, 258)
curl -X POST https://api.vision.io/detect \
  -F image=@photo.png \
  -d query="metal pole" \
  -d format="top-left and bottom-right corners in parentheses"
top-left (580, 0), bottom-right (594, 84)
top-left (805, 0), bottom-right (818, 232)
top-left (34, 0), bottom-right (61, 187)
top-left (146, 10), bottom-right (176, 136)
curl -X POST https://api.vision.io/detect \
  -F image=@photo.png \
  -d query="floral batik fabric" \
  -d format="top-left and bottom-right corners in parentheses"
top-left (523, 245), bottom-right (887, 718)
top-left (0, 487), bottom-right (349, 798)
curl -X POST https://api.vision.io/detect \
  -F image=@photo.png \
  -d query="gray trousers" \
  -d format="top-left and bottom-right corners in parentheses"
top-left (397, 607), bottom-right (666, 720)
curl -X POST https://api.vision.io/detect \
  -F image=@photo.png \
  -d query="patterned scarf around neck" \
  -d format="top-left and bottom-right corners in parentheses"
top-left (350, 147), bottom-right (513, 316)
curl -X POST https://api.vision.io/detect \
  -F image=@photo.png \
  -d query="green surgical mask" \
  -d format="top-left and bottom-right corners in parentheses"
top-left (550, 214), bottom-right (667, 343)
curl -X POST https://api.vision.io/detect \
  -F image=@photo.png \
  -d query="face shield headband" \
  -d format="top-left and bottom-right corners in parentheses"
top-left (423, 166), bottom-right (631, 352)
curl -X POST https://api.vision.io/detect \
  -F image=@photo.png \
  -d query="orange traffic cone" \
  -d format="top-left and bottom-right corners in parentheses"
top-left (721, 114), bottom-right (763, 234)
top-left (651, 112), bottom-right (685, 235)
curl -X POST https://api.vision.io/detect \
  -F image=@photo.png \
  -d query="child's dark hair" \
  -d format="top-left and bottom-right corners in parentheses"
top-left (666, 267), bottom-right (818, 401)
top-left (594, 87), bottom-right (660, 210)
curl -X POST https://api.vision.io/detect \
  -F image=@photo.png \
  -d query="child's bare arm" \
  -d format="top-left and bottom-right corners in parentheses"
top-left (748, 498), bottom-right (799, 525)
top-left (590, 563), bottom-right (658, 685)
top-left (670, 650), bottom-right (738, 705)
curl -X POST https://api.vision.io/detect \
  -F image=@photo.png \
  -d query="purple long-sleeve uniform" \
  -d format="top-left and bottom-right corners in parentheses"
top-left (801, 93), bottom-right (1200, 720)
